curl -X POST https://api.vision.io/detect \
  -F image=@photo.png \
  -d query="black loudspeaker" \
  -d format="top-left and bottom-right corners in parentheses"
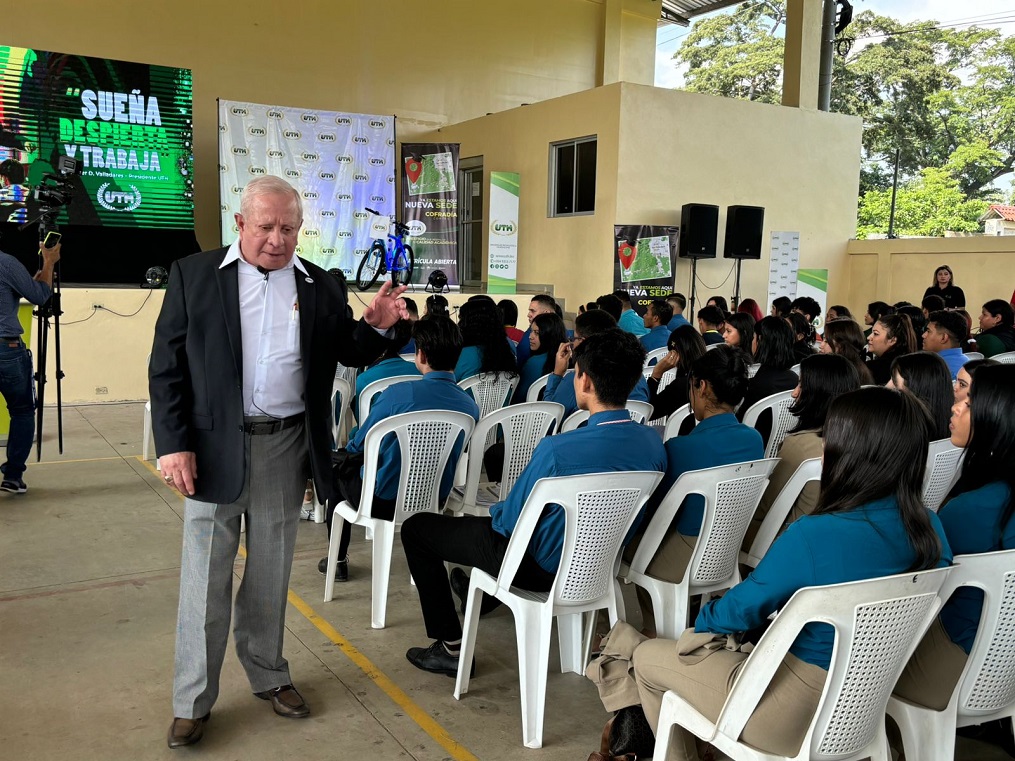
top-left (723, 205), bottom-right (765, 260)
top-left (678, 203), bottom-right (719, 259)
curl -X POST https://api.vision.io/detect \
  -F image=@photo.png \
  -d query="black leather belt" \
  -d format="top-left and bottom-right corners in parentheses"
top-left (243, 413), bottom-right (303, 435)
top-left (1, 336), bottom-right (21, 342)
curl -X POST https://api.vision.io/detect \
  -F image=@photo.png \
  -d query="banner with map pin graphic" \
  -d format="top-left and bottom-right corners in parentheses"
top-left (400, 142), bottom-right (459, 287)
top-left (613, 225), bottom-right (680, 319)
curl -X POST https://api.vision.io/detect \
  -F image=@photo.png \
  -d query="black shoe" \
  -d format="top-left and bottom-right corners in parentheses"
top-left (167, 713), bottom-right (209, 748)
top-left (1, 478), bottom-right (27, 494)
top-left (406, 640), bottom-right (475, 678)
top-left (254, 684), bottom-right (310, 719)
top-left (449, 567), bottom-right (501, 616)
top-left (318, 557), bottom-right (348, 582)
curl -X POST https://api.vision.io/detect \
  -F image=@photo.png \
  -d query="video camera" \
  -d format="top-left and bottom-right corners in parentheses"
top-left (31, 155), bottom-right (81, 211)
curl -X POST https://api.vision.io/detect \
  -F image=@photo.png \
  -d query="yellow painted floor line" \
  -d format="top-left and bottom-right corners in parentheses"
top-left (134, 455), bottom-right (478, 760)
top-left (28, 455), bottom-right (128, 466)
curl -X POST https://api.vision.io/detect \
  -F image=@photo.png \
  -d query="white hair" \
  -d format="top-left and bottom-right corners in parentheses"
top-left (239, 175), bottom-right (302, 219)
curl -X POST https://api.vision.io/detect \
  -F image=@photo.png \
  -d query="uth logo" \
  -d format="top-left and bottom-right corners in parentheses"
top-left (301, 113), bottom-right (319, 123)
top-left (354, 173), bottom-right (369, 182)
top-left (285, 169), bottom-right (301, 178)
top-left (491, 220), bottom-right (517, 235)
top-left (321, 210), bottom-right (336, 218)
top-left (336, 155), bottom-right (353, 164)
top-left (267, 149), bottom-right (285, 159)
top-left (96, 183), bottom-right (142, 212)
top-left (231, 146), bottom-right (248, 156)
top-left (369, 157), bottom-right (385, 166)
top-left (318, 133), bottom-right (336, 142)
top-left (370, 195), bottom-right (385, 203)
top-left (248, 166), bottom-right (267, 175)
top-left (301, 152), bottom-right (320, 162)
top-left (353, 136), bottom-right (368, 144)
top-left (368, 119), bottom-right (386, 129)
top-left (319, 171), bottom-right (336, 181)
top-left (248, 126), bottom-right (266, 136)
top-left (335, 116), bottom-right (352, 126)
top-left (266, 109), bottom-right (284, 119)
top-left (283, 129), bottom-right (302, 140)
top-left (302, 191), bottom-right (319, 200)
top-left (230, 106), bottom-right (248, 116)
top-left (353, 211), bottom-right (369, 220)
top-left (335, 193), bottom-right (353, 202)
top-left (337, 231), bottom-right (353, 238)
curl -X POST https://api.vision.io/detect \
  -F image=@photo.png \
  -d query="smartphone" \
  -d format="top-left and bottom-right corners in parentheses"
top-left (43, 231), bottom-right (62, 249)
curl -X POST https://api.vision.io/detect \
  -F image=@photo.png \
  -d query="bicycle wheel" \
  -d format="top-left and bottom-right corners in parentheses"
top-left (397, 244), bottom-right (415, 286)
top-left (356, 243), bottom-right (385, 291)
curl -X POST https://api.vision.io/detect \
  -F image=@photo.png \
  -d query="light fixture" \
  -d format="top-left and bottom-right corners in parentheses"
top-left (425, 269), bottom-right (449, 294)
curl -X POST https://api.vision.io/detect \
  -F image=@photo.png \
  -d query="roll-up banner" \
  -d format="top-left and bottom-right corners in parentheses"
top-left (487, 171), bottom-right (519, 293)
top-left (218, 99), bottom-right (395, 275)
top-left (401, 143), bottom-right (459, 287)
top-left (613, 225), bottom-right (679, 317)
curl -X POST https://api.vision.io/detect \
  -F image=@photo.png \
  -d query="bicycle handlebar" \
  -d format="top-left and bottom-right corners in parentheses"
top-left (365, 207), bottom-right (381, 216)
top-left (365, 208), bottom-right (412, 236)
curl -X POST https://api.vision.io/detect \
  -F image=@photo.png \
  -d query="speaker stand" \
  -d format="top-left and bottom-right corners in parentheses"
top-left (689, 257), bottom-right (700, 317)
top-left (731, 258), bottom-right (743, 311)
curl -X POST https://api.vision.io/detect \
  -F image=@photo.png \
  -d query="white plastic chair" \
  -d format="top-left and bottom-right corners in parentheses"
top-left (789, 362), bottom-right (801, 376)
top-left (620, 458), bottom-right (779, 639)
top-left (331, 375), bottom-right (353, 450)
top-left (652, 567), bottom-right (952, 761)
top-left (922, 438), bottom-right (965, 512)
top-left (963, 351), bottom-right (984, 361)
top-left (992, 350), bottom-right (1015, 365)
top-left (458, 372), bottom-right (520, 448)
top-left (747, 362), bottom-right (761, 378)
top-left (399, 351), bottom-right (416, 362)
top-left (742, 389), bottom-right (797, 458)
top-left (454, 470), bottom-right (664, 748)
top-left (887, 550), bottom-right (1015, 761)
top-left (705, 343), bottom-right (721, 351)
top-left (741, 457), bottom-right (822, 569)
top-left (525, 372), bottom-right (553, 403)
top-left (663, 403), bottom-right (696, 441)
top-left (452, 402), bottom-right (564, 517)
top-left (644, 347), bottom-right (668, 368)
top-left (357, 374), bottom-right (422, 424)
top-left (323, 410), bottom-right (476, 628)
top-left (559, 400), bottom-right (653, 433)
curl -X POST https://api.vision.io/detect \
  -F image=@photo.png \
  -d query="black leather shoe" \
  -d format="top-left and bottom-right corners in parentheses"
top-left (254, 684), bottom-right (310, 718)
top-left (318, 557), bottom-right (349, 582)
top-left (406, 640), bottom-right (475, 678)
top-left (449, 567), bottom-right (501, 616)
top-left (167, 713), bottom-right (209, 748)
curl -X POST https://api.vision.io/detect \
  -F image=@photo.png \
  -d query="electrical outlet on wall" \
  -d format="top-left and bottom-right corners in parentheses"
top-left (95, 386), bottom-right (108, 395)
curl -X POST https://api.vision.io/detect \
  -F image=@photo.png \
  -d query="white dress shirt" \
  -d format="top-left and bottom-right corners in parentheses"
top-left (220, 240), bottom-right (309, 418)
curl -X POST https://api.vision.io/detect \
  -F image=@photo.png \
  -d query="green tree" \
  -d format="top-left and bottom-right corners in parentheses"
top-left (856, 168), bottom-right (990, 238)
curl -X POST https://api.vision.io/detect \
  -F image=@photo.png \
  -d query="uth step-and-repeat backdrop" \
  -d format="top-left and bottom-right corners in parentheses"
top-left (218, 99), bottom-right (395, 277)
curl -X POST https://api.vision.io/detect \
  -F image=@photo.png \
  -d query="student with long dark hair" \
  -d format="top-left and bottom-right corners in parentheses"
top-left (498, 299), bottom-right (524, 343)
top-left (630, 388), bottom-right (951, 761)
top-left (745, 354), bottom-right (861, 548)
top-left (454, 299), bottom-right (518, 381)
top-left (821, 318), bottom-right (875, 385)
top-left (976, 299), bottom-right (1015, 358)
top-left (889, 352), bottom-right (953, 440)
top-left (722, 312), bottom-right (755, 354)
top-left (646, 325), bottom-right (707, 421)
top-left (737, 315), bottom-right (798, 423)
top-left (953, 358), bottom-right (996, 404)
top-left (864, 300), bottom-right (893, 339)
top-left (787, 311), bottom-right (816, 362)
top-left (513, 312), bottom-right (567, 403)
top-left (894, 364), bottom-right (1015, 713)
top-left (867, 313), bottom-right (918, 386)
top-left (825, 304), bottom-right (852, 322)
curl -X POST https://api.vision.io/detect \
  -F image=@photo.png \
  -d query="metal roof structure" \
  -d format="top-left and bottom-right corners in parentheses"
top-left (660, 0), bottom-right (747, 26)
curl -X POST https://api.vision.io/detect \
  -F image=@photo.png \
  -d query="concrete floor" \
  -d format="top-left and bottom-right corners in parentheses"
top-left (1, 402), bottom-right (1010, 761)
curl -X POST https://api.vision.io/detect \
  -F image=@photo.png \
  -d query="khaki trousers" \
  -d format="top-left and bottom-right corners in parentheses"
top-left (633, 634), bottom-right (827, 761)
top-left (892, 617), bottom-right (968, 711)
top-left (624, 531), bottom-right (696, 633)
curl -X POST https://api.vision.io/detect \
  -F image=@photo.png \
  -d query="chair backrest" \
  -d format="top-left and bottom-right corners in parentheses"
top-left (526, 372), bottom-right (553, 403)
top-left (399, 352), bottom-right (416, 362)
top-left (742, 457), bottom-right (822, 568)
top-left (458, 372), bottom-right (521, 448)
top-left (922, 438), bottom-right (965, 512)
top-left (705, 343), bottom-right (721, 351)
top-left (663, 403), bottom-right (696, 441)
top-left (356, 410), bottom-right (476, 524)
top-left (559, 408), bottom-right (590, 433)
top-left (747, 362), bottom-right (761, 378)
top-left (331, 375), bottom-right (353, 449)
top-left (790, 363), bottom-right (801, 376)
top-left (992, 351), bottom-right (1015, 365)
top-left (948, 550), bottom-right (1015, 720)
top-left (357, 374), bottom-right (422, 423)
top-left (493, 471), bottom-right (664, 608)
top-left (742, 389), bottom-right (797, 458)
top-left (714, 569), bottom-right (951, 760)
top-left (628, 459), bottom-right (779, 588)
top-left (626, 400), bottom-right (653, 424)
top-left (655, 367), bottom-right (677, 393)
top-left (644, 347), bottom-right (668, 368)
top-left (964, 351), bottom-right (985, 361)
top-left (460, 402), bottom-right (564, 505)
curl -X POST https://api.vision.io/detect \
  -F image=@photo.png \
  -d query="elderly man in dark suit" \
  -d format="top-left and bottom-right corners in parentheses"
top-left (150, 175), bottom-right (406, 749)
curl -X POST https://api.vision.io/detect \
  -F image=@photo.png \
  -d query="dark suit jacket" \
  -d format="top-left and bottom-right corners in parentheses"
top-left (149, 247), bottom-right (388, 505)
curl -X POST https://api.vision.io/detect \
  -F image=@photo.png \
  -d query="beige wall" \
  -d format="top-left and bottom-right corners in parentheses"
top-left (845, 237), bottom-right (1015, 318)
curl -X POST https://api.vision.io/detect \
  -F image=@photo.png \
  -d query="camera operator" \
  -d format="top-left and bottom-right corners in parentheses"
top-left (0, 238), bottom-right (60, 493)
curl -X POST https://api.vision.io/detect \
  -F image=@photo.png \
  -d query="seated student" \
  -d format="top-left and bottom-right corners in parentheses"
top-left (889, 352), bottom-right (953, 440)
top-left (867, 313), bottom-right (917, 387)
top-left (629, 388), bottom-right (952, 761)
top-left (696, 305), bottom-right (725, 346)
top-left (976, 299), bottom-right (1015, 358)
top-left (770, 295), bottom-right (792, 319)
top-left (399, 296), bottom-right (419, 355)
top-left (625, 346), bottom-right (764, 637)
top-left (515, 293), bottom-right (557, 368)
top-left (513, 312), bottom-right (567, 403)
top-left (350, 320), bottom-right (422, 430)
top-left (640, 299), bottom-right (673, 353)
top-left (954, 358), bottom-right (995, 404)
top-left (921, 294), bottom-right (945, 320)
top-left (897, 304), bottom-right (928, 350)
top-left (666, 293), bottom-right (691, 331)
top-left (893, 364), bottom-right (1015, 715)
top-left (820, 318), bottom-right (875, 385)
top-left (790, 296), bottom-right (821, 327)
top-left (787, 311), bottom-right (816, 363)
top-left (454, 299), bottom-right (518, 381)
top-left (647, 325), bottom-right (707, 422)
top-left (923, 310), bottom-right (970, 380)
top-left (545, 310), bottom-right (649, 418)
top-left (745, 354), bottom-right (860, 550)
top-left (320, 319), bottom-right (480, 581)
top-left (738, 315), bottom-right (799, 424)
top-left (825, 304), bottom-right (852, 322)
top-left (498, 299), bottom-right (524, 344)
top-left (400, 330), bottom-right (667, 676)
top-left (864, 300), bottom-right (894, 340)
top-left (723, 312), bottom-right (755, 353)
top-left (706, 296), bottom-right (729, 315)
top-left (615, 289), bottom-right (649, 337)
top-left (596, 293), bottom-right (623, 323)
top-left (736, 297), bottom-right (764, 323)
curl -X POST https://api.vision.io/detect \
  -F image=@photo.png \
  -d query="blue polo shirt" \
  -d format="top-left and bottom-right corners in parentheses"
top-left (513, 353), bottom-right (551, 403)
top-left (653, 413), bottom-right (764, 536)
top-left (455, 346), bottom-right (483, 381)
top-left (936, 347), bottom-right (969, 380)
top-left (640, 325), bottom-right (671, 354)
top-left (490, 409), bottom-right (668, 572)
top-left (544, 371), bottom-right (650, 418)
top-left (346, 371), bottom-right (480, 502)
top-left (619, 309), bottom-right (649, 337)
top-left (937, 482), bottom-right (1015, 653)
top-left (352, 357), bottom-right (421, 425)
top-left (667, 314), bottom-right (690, 332)
top-left (697, 497), bottom-right (952, 669)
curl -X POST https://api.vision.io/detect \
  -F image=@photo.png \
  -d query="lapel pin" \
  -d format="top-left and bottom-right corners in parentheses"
top-left (305, 277), bottom-right (314, 283)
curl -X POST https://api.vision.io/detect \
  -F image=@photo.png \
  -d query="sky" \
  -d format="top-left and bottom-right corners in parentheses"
top-left (654, 0), bottom-right (1015, 88)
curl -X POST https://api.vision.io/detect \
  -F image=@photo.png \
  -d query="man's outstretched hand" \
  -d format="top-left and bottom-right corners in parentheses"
top-left (362, 280), bottom-right (410, 330)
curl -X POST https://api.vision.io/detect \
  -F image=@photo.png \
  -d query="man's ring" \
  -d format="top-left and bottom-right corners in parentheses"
top-left (164, 475), bottom-right (174, 483)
